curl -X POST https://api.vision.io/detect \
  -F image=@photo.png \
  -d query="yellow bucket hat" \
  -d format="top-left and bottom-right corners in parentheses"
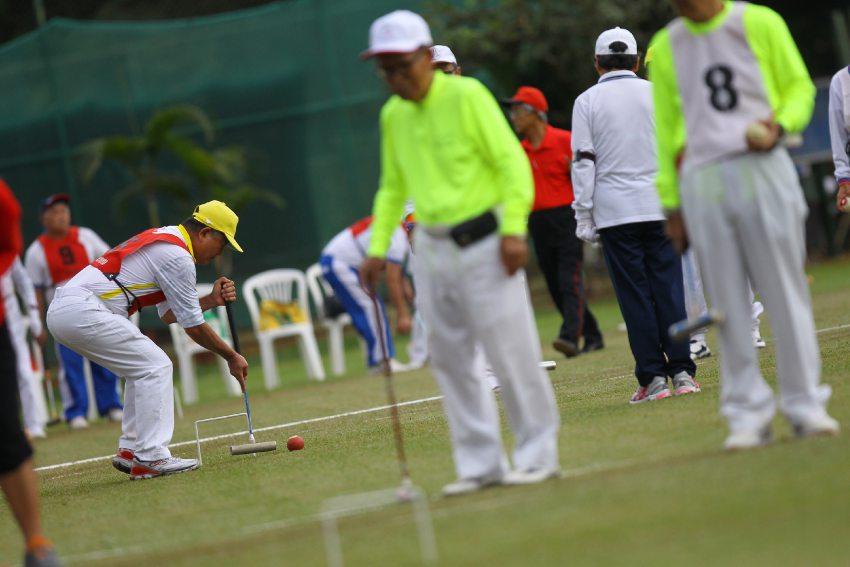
top-left (192, 200), bottom-right (244, 253)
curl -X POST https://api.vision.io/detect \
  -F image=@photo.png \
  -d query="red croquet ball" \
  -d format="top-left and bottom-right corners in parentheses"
top-left (287, 435), bottom-right (305, 451)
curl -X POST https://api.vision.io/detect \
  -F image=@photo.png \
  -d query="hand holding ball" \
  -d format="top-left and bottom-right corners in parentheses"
top-left (745, 121), bottom-right (778, 152)
top-left (287, 435), bottom-right (304, 451)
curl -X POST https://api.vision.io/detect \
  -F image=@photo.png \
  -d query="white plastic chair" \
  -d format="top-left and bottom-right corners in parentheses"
top-left (168, 284), bottom-right (242, 404)
top-left (243, 269), bottom-right (326, 388)
top-left (305, 263), bottom-right (355, 376)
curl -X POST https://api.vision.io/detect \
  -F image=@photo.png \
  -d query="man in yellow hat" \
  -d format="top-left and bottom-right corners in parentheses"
top-left (47, 201), bottom-right (248, 479)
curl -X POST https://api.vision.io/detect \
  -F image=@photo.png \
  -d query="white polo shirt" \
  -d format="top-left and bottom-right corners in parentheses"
top-left (63, 226), bottom-right (205, 329)
top-left (829, 66), bottom-right (850, 185)
top-left (570, 70), bottom-right (665, 229)
top-left (24, 226), bottom-right (110, 303)
top-left (322, 220), bottom-right (409, 268)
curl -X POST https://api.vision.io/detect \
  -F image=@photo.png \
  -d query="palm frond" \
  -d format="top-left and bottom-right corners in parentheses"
top-left (145, 105), bottom-right (215, 150)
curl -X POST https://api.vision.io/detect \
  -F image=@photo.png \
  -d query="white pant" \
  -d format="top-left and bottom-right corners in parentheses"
top-left (407, 310), bottom-right (429, 366)
top-left (682, 249), bottom-right (762, 343)
top-left (7, 313), bottom-right (47, 433)
top-left (681, 149), bottom-right (831, 432)
top-left (413, 231), bottom-right (559, 480)
top-left (47, 287), bottom-right (174, 460)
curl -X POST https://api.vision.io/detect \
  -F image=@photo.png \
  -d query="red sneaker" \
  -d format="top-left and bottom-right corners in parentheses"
top-left (112, 448), bottom-right (135, 475)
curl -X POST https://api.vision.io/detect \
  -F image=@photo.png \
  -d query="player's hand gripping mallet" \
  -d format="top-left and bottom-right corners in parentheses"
top-left (224, 296), bottom-right (277, 456)
top-left (369, 290), bottom-right (414, 501)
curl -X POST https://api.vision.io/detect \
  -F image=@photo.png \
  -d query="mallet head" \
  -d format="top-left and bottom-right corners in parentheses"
top-left (229, 441), bottom-right (278, 456)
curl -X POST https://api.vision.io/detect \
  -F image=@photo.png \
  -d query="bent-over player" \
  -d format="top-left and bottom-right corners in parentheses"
top-left (47, 201), bottom-right (249, 479)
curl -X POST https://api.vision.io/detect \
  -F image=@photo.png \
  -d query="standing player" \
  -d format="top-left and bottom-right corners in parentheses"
top-left (0, 180), bottom-right (61, 567)
top-left (320, 216), bottom-right (412, 372)
top-left (2, 258), bottom-right (49, 438)
top-left (650, 0), bottom-right (838, 449)
top-left (829, 64), bottom-right (850, 210)
top-left (360, 10), bottom-right (560, 495)
top-left (572, 27), bottom-right (697, 403)
top-left (47, 201), bottom-right (248, 479)
top-left (505, 86), bottom-right (604, 357)
top-left (25, 194), bottom-right (122, 429)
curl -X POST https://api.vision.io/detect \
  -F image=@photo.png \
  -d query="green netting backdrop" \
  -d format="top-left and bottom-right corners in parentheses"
top-left (0, 0), bottom-right (424, 287)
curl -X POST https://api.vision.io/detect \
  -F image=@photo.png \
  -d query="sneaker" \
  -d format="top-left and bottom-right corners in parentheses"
top-left (503, 467), bottom-right (562, 486)
top-left (672, 371), bottom-right (701, 396)
top-left (68, 416), bottom-right (88, 430)
top-left (27, 428), bottom-right (47, 440)
top-left (724, 424), bottom-right (773, 451)
top-left (581, 338), bottom-right (605, 354)
top-left (130, 456), bottom-right (199, 480)
top-left (112, 448), bottom-right (135, 474)
top-left (442, 476), bottom-right (501, 497)
top-left (629, 376), bottom-right (671, 404)
top-left (689, 339), bottom-right (711, 360)
top-left (791, 414), bottom-right (840, 439)
top-left (370, 359), bottom-right (411, 374)
top-left (24, 537), bottom-right (62, 567)
top-left (107, 408), bottom-right (124, 422)
top-left (552, 338), bottom-right (579, 358)
top-left (753, 329), bottom-right (766, 349)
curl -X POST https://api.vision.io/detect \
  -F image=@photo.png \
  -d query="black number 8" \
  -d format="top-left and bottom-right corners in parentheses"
top-left (704, 65), bottom-right (738, 112)
top-left (59, 246), bottom-right (75, 265)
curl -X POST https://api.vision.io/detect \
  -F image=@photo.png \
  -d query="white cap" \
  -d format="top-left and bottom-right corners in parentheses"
top-left (430, 45), bottom-right (457, 65)
top-left (594, 27), bottom-right (638, 56)
top-left (361, 10), bottom-right (433, 59)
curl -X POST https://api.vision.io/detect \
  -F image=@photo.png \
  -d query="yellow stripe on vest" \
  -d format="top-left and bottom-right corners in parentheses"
top-left (98, 282), bottom-right (158, 300)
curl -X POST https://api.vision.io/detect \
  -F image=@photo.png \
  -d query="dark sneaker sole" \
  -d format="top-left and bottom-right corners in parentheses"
top-left (552, 339), bottom-right (579, 358)
top-left (112, 458), bottom-right (132, 474)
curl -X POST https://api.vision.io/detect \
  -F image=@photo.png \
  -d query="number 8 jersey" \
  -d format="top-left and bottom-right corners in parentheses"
top-left (649, 1), bottom-right (815, 209)
top-left (25, 226), bottom-right (110, 304)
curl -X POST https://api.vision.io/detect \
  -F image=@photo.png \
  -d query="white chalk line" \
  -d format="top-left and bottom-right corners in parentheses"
top-left (35, 321), bottom-right (850, 475)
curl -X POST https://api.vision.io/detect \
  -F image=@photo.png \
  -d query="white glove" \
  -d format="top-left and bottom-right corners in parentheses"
top-left (576, 218), bottom-right (599, 243)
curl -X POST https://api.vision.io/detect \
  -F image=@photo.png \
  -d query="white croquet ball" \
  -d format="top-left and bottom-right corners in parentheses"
top-left (745, 122), bottom-right (771, 146)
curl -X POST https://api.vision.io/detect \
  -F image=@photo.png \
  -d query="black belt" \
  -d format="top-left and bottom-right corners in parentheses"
top-left (448, 210), bottom-right (498, 248)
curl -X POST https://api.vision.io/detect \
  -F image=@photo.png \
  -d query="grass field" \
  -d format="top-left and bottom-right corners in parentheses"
top-left (2, 258), bottom-right (850, 565)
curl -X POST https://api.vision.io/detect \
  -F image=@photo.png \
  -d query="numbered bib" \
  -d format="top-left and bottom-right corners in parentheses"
top-left (668, 2), bottom-right (773, 170)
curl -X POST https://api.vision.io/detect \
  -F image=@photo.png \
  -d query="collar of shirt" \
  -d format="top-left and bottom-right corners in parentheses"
top-left (418, 69), bottom-right (447, 108)
top-left (176, 224), bottom-right (196, 261)
top-left (683, 0), bottom-right (732, 34)
top-left (597, 70), bottom-right (638, 84)
top-left (521, 125), bottom-right (557, 154)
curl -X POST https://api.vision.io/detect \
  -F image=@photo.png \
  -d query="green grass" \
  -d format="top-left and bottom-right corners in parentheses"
top-left (3, 258), bottom-right (850, 565)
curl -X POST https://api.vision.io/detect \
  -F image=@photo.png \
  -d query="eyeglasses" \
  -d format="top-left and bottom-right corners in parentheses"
top-left (376, 51), bottom-right (426, 79)
top-left (508, 103), bottom-right (536, 117)
top-left (434, 62), bottom-right (458, 75)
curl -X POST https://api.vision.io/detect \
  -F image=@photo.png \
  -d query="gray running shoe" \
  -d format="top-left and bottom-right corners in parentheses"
top-left (629, 376), bottom-right (671, 404)
top-left (672, 372), bottom-right (701, 396)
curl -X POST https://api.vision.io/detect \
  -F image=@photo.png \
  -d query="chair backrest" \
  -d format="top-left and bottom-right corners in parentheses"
top-left (305, 263), bottom-right (328, 320)
top-left (169, 284), bottom-right (229, 355)
top-left (242, 269), bottom-right (311, 332)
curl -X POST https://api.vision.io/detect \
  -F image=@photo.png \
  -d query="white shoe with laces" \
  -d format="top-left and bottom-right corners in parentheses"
top-left (68, 416), bottom-right (88, 430)
top-left (689, 338), bottom-right (711, 360)
top-left (503, 468), bottom-right (562, 486)
top-left (791, 414), bottom-right (840, 439)
top-left (753, 329), bottom-right (766, 349)
top-left (724, 424), bottom-right (773, 451)
top-left (442, 476), bottom-right (502, 497)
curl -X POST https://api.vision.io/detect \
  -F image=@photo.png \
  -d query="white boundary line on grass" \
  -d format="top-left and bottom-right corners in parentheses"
top-left (34, 322), bottom-right (850, 474)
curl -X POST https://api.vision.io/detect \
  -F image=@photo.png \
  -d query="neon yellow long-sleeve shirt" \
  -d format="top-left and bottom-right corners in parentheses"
top-left (367, 70), bottom-right (534, 258)
top-left (649, 1), bottom-right (815, 209)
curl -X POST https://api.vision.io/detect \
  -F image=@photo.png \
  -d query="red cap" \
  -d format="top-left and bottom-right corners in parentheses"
top-left (504, 86), bottom-right (548, 113)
